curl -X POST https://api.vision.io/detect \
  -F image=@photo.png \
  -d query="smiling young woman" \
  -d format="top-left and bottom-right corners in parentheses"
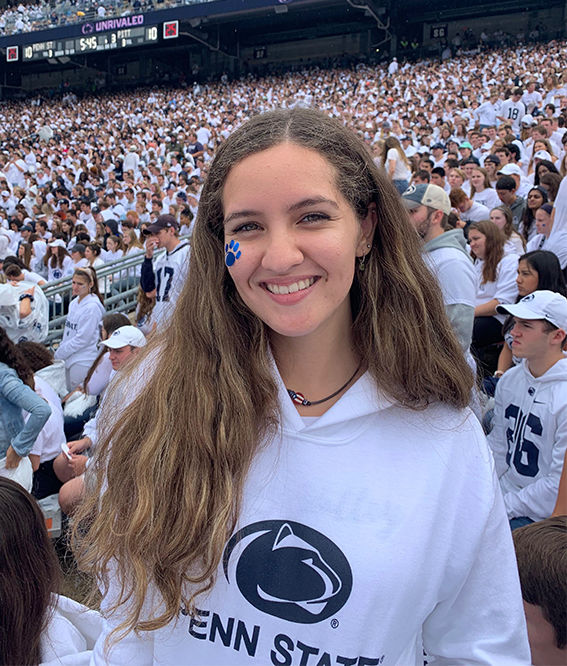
top-left (74, 108), bottom-right (530, 665)
top-left (54, 267), bottom-right (105, 391)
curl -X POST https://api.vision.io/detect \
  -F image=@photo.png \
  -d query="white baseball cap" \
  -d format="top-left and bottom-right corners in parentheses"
top-left (521, 114), bottom-right (536, 126)
top-left (533, 150), bottom-right (552, 161)
top-left (497, 164), bottom-right (522, 177)
top-left (48, 239), bottom-right (67, 249)
top-left (496, 291), bottom-right (567, 331)
top-left (101, 325), bottom-right (147, 349)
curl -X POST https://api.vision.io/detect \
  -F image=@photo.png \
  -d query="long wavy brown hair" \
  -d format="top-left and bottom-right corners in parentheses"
top-left (469, 219), bottom-right (505, 284)
top-left (74, 108), bottom-right (474, 643)
top-left (0, 478), bottom-right (61, 665)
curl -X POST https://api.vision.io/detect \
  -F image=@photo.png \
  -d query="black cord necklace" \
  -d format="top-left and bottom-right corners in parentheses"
top-left (286, 364), bottom-right (361, 407)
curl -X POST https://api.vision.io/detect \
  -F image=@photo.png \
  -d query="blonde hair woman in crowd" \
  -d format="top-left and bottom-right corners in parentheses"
top-left (381, 135), bottom-right (412, 194)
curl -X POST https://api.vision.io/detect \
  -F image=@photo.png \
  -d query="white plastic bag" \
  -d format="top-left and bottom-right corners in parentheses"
top-left (0, 455), bottom-right (33, 492)
top-left (63, 391), bottom-right (97, 419)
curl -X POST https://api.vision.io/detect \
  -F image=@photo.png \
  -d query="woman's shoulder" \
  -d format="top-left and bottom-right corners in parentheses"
top-left (498, 253), bottom-right (519, 269)
top-left (378, 402), bottom-right (492, 472)
top-left (0, 363), bottom-right (27, 396)
top-left (40, 595), bottom-right (102, 666)
top-left (70, 294), bottom-right (103, 313)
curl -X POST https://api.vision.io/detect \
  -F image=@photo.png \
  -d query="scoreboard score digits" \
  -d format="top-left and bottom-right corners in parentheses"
top-left (10, 22), bottom-right (174, 62)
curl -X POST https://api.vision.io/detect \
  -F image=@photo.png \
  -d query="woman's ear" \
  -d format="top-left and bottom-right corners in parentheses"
top-left (357, 202), bottom-right (378, 256)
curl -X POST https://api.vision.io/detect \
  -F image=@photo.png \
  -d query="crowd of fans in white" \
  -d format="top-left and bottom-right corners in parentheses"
top-left (0, 39), bottom-right (565, 332)
top-left (0, 39), bottom-right (563, 317)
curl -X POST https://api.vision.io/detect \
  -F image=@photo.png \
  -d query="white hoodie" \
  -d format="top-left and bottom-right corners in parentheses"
top-left (488, 357), bottom-right (567, 522)
top-left (92, 371), bottom-right (530, 665)
top-left (40, 595), bottom-right (102, 665)
top-left (54, 293), bottom-right (105, 369)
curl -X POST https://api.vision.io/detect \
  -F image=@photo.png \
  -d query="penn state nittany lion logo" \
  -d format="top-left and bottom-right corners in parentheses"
top-left (222, 520), bottom-right (352, 623)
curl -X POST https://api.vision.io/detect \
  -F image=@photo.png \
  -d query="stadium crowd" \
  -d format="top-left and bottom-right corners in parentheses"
top-left (0, 37), bottom-right (566, 665)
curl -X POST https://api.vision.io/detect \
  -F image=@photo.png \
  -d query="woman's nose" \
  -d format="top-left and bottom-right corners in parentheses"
top-left (261, 229), bottom-right (304, 273)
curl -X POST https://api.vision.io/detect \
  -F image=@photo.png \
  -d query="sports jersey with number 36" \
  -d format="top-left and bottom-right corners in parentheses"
top-left (488, 357), bottom-right (567, 521)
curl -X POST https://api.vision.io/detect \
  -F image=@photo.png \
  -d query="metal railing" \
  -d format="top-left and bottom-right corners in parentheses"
top-left (42, 249), bottom-right (150, 345)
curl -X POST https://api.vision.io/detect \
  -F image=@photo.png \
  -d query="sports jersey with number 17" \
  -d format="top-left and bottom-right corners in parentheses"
top-left (152, 240), bottom-right (191, 327)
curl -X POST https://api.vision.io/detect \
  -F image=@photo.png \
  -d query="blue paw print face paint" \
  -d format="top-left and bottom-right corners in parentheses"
top-left (225, 239), bottom-right (242, 267)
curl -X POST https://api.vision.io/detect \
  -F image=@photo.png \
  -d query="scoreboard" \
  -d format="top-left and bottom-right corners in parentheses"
top-left (6, 19), bottom-right (178, 62)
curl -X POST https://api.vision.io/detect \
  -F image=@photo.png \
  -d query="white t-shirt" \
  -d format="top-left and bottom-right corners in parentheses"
top-left (526, 231), bottom-right (567, 269)
top-left (22, 269), bottom-right (46, 285)
top-left (85, 353), bottom-right (113, 396)
top-left (47, 255), bottom-right (74, 283)
top-left (473, 253), bottom-right (519, 322)
top-left (461, 201), bottom-right (489, 224)
top-left (29, 376), bottom-right (65, 463)
top-left (386, 148), bottom-right (411, 181)
top-left (472, 188), bottom-right (500, 210)
top-left (503, 233), bottom-right (525, 257)
top-left (476, 101), bottom-right (497, 126)
top-left (521, 90), bottom-right (542, 113)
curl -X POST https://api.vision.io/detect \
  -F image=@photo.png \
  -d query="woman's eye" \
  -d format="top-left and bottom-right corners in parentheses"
top-left (301, 212), bottom-right (329, 224)
top-left (233, 222), bottom-right (259, 233)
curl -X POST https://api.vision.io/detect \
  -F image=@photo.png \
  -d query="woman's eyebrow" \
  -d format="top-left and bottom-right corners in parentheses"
top-left (224, 209), bottom-right (261, 226)
top-left (287, 197), bottom-right (340, 212)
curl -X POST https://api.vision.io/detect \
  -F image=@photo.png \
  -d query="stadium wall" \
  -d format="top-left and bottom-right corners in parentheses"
top-left (240, 32), bottom-right (366, 68)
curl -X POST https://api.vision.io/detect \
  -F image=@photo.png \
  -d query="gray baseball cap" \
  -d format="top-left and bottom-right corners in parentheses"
top-left (401, 183), bottom-right (451, 215)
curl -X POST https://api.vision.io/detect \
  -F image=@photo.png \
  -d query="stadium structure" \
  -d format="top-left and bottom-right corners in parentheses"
top-left (0, 0), bottom-right (565, 96)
